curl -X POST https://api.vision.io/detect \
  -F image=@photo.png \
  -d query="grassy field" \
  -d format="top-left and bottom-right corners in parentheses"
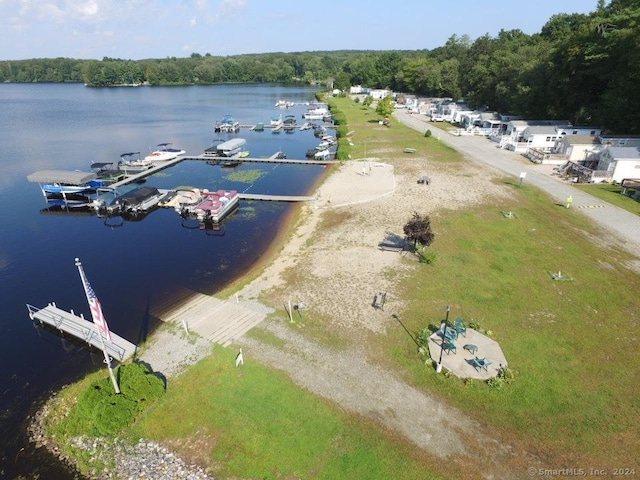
top-left (129, 346), bottom-right (444, 480)
top-left (49, 95), bottom-right (640, 477)
top-left (574, 182), bottom-right (640, 215)
top-left (327, 97), bottom-right (639, 468)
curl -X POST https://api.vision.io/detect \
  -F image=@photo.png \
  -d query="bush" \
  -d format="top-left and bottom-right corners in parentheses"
top-left (58, 362), bottom-right (165, 437)
top-left (424, 129), bottom-right (432, 137)
top-left (486, 365), bottom-right (516, 389)
top-left (417, 248), bottom-right (437, 264)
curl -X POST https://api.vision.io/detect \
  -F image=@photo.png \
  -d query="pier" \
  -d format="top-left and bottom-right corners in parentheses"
top-left (108, 156), bottom-right (185, 189)
top-left (239, 193), bottom-right (315, 202)
top-left (184, 154), bottom-right (338, 166)
top-left (27, 303), bottom-right (137, 362)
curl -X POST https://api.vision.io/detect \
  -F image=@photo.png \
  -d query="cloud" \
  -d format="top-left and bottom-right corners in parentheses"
top-left (209, 0), bottom-right (246, 23)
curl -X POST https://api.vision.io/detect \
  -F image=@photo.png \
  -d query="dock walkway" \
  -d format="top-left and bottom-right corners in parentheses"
top-left (108, 156), bottom-right (185, 189)
top-left (27, 303), bottom-right (137, 362)
top-left (151, 289), bottom-right (272, 347)
top-left (185, 154), bottom-right (337, 166)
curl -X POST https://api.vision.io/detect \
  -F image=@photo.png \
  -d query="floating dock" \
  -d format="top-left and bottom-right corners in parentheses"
top-left (27, 303), bottom-right (137, 362)
top-left (185, 154), bottom-right (337, 165)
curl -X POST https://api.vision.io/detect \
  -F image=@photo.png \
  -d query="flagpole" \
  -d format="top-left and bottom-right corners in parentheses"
top-left (97, 325), bottom-right (121, 394)
top-left (75, 258), bottom-right (120, 394)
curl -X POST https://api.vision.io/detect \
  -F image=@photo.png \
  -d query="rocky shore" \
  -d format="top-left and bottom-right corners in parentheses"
top-left (28, 329), bottom-right (215, 479)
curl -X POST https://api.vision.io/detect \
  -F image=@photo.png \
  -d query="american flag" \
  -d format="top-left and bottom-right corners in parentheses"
top-left (76, 259), bottom-right (112, 343)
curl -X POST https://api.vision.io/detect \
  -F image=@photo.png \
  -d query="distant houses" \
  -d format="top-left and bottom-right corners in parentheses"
top-left (349, 86), bottom-right (640, 185)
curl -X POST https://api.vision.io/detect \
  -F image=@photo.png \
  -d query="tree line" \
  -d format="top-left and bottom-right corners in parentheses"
top-left (1, 0), bottom-right (637, 133)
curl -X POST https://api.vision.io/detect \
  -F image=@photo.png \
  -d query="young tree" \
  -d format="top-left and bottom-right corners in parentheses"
top-left (403, 212), bottom-right (435, 248)
top-left (375, 95), bottom-right (395, 118)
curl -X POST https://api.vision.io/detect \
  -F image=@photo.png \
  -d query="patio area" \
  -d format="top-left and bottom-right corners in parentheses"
top-left (427, 326), bottom-right (508, 380)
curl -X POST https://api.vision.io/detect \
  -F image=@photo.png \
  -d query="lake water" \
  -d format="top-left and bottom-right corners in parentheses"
top-left (0, 83), bottom-right (324, 478)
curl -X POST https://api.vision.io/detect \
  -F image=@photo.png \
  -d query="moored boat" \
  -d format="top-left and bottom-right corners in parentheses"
top-left (214, 114), bottom-right (240, 133)
top-left (144, 143), bottom-right (185, 162)
top-left (113, 186), bottom-right (169, 215)
top-left (118, 152), bottom-right (154, 174)
top-left (303, 104), bottom-right (330, 120)
top-left (27, 170), bottom-right (98, 198)
top-left (187, 189), bottom-right (239, 223)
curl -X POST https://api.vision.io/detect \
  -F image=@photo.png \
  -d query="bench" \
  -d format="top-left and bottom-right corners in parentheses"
top-left (372, 292), bottom-right (386, 310)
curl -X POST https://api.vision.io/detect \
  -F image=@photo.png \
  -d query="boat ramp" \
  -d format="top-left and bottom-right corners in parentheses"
top-left (27, 303), bottom-right (137, 362)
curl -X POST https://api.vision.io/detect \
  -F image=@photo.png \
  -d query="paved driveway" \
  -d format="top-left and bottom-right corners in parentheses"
top-left (393, 109), bottom-right (640, 260)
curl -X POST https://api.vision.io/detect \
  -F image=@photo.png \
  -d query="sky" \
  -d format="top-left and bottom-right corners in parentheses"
top-left (0, 0), bottom-right (599, 61)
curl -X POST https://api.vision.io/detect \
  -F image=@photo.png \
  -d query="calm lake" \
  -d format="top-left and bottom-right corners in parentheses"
top-left (0, 83), bottom-right (324, 478)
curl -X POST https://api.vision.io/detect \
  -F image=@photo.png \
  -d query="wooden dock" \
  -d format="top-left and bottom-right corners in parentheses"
top-left (184, 154), bottom-right (337, 166)
top-left (108, 156), bottom-right (186, 189)
top-left (150, 288), bottom-right (271, 347)
top-left (27, 303), bottom-right (137, 362)
top-left (239, 193), bottom-right (315, 202)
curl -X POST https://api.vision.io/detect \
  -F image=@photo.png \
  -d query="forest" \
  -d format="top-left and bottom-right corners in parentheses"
top-left (1, 0), bottom-right (638, 134)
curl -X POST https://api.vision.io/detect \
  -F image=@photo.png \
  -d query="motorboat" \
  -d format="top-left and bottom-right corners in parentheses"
top-left (283, 114), bottom-right (297, 133)
top-left (117, 152), bottom-right (154, 174)
top-left (90, 161), bottom-right (126, 186)
top-left (27, 170), bottom-right (98, 197)
top-left (303, 104), bottom-right (330, 120)
top-left (208, 138), bottom-right (247, 157)
top-left (188, 189), bottom-right (239, 223)
top-left (214, 114), bottom-right (240, 133)
top-left (113, 186), bottom-right (169, 215)
top-left (314, 149), bottom-right (333, 160)
top-left (270, 113), bottom-right (283, 128)
top-left (144, 143), bottom-right (185, 162)
top-left (275, 99), bottom-right (294, 108)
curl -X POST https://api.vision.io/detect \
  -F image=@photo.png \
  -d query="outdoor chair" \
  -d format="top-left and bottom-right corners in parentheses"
top-left (475, 357), bottom-right (492, 371)
top-left (453, 317), bottom-right (467, 337)
top-left (439, 324), bottom-right (457, 341)
top-left (443, 342), bottom-right (456, 355)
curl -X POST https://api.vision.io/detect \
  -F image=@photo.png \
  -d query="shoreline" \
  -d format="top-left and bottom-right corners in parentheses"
top-left (30, 110), bottom-right (640, 478)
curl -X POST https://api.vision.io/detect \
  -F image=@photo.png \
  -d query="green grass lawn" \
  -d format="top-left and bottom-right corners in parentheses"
top-left (574, 182), bottom-right (640, 215)
top-left (331, 95), bottom-right (639, 467)
top-left (129, 346), bottom-right (443, 480)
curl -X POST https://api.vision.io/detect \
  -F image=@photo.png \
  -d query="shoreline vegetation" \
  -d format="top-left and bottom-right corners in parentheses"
top-left (32, 94), bottom-right (639, 479)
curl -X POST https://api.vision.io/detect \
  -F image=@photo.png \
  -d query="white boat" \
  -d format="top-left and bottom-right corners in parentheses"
top-left (118, 152), bottom-right (154, 174)
top-left (303, 104), bottom-right (330, 120)
top-left (214, 114), bottom-right (240, 133)
top-left (275, 99), bottom-right (294, 108)
top-left (314, 149), bottom-right (333, 160)
top-left (190, 189), bottom-right (239, 223)
top-left (144, 143), bottom-right (185, 162)
top-left (270, 113), bottom-right (283, 128)
top-left (211, 138), bottom-right (247, 157)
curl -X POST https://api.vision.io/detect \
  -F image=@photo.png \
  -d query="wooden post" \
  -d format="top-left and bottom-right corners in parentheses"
top-left (288, 300), bottom-right (293, 322)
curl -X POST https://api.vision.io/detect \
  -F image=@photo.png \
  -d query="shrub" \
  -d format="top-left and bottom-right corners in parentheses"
top-left (424, 129), bottom-right (432, 137)
top-left (486, 365), bottom-right (516, 389)
top-left (417, 247), bottom-right (437, 264)
top-left (57, 362), bottom-right (165, 437)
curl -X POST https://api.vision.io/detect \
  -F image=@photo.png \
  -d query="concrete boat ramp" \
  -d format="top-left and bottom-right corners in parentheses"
top-left (150, 288), bottom-right (273, 347)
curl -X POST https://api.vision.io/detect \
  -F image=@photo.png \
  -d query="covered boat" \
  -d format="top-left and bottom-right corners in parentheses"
top-left (113, 186), bottom-right (168, 215)
top-left (27, 170), bottom-right (98, 197)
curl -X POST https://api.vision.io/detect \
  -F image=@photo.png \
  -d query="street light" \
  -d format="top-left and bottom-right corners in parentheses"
top-left (436, 305), bottom-right (451, 373)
